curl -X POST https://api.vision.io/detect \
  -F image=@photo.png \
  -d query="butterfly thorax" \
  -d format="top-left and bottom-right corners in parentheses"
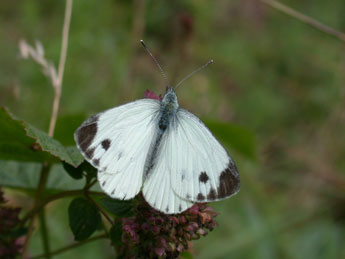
top-left (158, 88), bottom-right (179, 131)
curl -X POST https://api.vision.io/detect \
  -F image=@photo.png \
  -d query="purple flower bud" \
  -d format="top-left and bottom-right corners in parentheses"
top-left (154, 247), bottom-right (165, 257)
top-left (144, 90), bottom-right (162, 100)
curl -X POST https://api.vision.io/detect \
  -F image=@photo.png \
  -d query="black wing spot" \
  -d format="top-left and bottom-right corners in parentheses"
top-left (101, 139), bottom-right (111, 150)
top-left (165, 206), bottom-right (169, 213)
top-left (207, 188), bottom-right (216, 200)
top-left (93, 159), bottom-right (100, 166)
top-left (102, 181), bottom-right (106, 187)
top-left (85, 147), bottom-right (95, 159)
top-left (216, 162), bottom-right (240, 199)
top-left (197, 193), bottom-right (205, 201)
top-left (76, 115), bottom-right (99, 152)
top-left (199, 172), bottom-right (209, 183)
top-left (111, 189), bottom-right (115, 195)
top-left (179, 205), bottom-right (182, 211)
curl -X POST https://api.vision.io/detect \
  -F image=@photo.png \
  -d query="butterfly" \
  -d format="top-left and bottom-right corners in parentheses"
top-left (74, 41), bottom-right (240, 214)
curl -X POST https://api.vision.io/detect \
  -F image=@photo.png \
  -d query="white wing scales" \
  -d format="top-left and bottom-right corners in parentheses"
top-left (74, 99), bottom-right (160, 200)
top-left (142, 132), bottom-right (193, 214)
top-left (169, 109), bottom-right (240, 203)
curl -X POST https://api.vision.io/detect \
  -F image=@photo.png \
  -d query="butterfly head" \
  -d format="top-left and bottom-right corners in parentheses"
top-left (161, 87), bottom-right (179, 111)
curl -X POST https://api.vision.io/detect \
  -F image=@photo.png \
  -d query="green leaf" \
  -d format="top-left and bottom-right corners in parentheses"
top-left (62, 160), bottom-right (97, 180)
top-left (204, 120), bottom-right (256, 160)
top-left (109, 222), bottom-right (122, 245)
top-left (79, 161), bottom-right (97, 180)
top-left (68, 197), bottom-right (101, 241)
top-left (0, 107), bottom-right (83, 166)
top-left (0, 160), bottom-right (89, 191)
top-left (100, 197), bottom-right (134, 217)
top-left (0, 107), bottom-right (51, 163)
top-left (62, 161), bottom-right (84, 180)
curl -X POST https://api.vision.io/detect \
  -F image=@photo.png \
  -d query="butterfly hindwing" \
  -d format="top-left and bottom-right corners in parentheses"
top-left (169, 108), bottom-right (240, 203)
top-left (142, 130), bottom-right (194, 214)
top-left (74, 99), bottom-right (160, 200)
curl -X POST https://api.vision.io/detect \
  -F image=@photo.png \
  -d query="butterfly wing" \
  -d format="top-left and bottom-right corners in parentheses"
top-left (169, 108), bottom-right (240, 203)
top-left (142, 130), bottom-right (194, 214)
top-left (74, 99), bottom-right (160, 200)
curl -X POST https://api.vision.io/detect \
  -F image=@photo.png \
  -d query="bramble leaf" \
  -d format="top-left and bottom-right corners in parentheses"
top-left (109, 222), bottom-right (122, 245)
top-left (68, 197), bottom-right (101, 241)
top-left (100, 197), bottom-right (134, 217)
top-left (0, 107), bottom-right (83, 166)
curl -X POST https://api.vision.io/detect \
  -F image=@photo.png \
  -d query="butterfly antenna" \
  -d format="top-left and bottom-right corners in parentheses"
top-left (174, 59), bottom-right (214, 90)
top-left (140, 40), bottom-right (170, 86)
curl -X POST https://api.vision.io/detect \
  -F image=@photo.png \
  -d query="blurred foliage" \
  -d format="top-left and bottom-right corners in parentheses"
top-left (1, 0), bottom-right (345, 258)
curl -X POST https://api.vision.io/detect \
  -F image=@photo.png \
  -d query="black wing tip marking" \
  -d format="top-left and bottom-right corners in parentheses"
top-left (216, 161), bottom-right (240, 199)
top-left (75, 114), bottom-right (99, 159)
top-left (196, 161), bottom-right (240, 202)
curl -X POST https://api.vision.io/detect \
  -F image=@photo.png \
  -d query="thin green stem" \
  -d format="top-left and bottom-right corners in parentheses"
top-left (86, 194), bottom-right (113, 225)
top-left (38, 209), bottom-right (51, 259)
top-left (21, 190), bottom-right (103, 225)
top-left (22, 163), bottom-right (51, 258)
top-left (31, 233), bottom-right (107, 259)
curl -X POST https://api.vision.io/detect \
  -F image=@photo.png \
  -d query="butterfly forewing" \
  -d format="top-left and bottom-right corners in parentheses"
top-left (74, 99), bottom-right (160, 200)
top-left (169, 109), bottom-right (240, 203)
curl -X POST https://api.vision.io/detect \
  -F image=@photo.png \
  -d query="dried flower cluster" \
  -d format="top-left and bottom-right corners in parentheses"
top-left (0, 188), bottom-right (24, 259)
top-left (117, 196), bottom-right (218, 258)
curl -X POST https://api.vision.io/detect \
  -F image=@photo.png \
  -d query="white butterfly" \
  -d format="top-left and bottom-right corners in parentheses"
top-left (74, 41), bottom-right (240, 214)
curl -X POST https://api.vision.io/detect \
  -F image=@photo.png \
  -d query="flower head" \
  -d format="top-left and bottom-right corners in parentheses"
top-left (118, 195), bottom-right (218, 258)
top-left (0, 188), bottom-right (24, 258)
top-left (144, 90), bottom-right (162, 100)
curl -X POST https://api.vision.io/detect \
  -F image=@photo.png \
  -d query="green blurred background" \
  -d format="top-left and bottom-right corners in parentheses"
top-left (1, 0), bottom-right (345, 258)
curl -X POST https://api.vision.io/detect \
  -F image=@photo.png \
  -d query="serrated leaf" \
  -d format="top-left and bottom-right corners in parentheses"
top-left (100, 197), bottom-right (134, 217)
top-left (24, 123), bottom-right (83, 166)
top-left (109, 222), bottom-right (122, 245)
top-left (0, 107), bottom-right (51, 163)
top-left (205, 120), bottom-right (256, 160)
top-left (0, 107), bottom-right (83, 166)
top-left (68, 197), bottom-right (101, 241)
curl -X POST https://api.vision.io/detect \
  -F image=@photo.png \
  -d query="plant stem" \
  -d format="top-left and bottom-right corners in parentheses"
top-left (48, 0), bottom-right (73, 137)
top-left (260, 0), bottom-right (345, 43)
top-left (31, 233), bottom-right (108, 259)
top-left (38, 209), bottom-right (51, 259)
top-left (22, 163), bottom-right (51, 258)
top-left (86, 194), bottom-right (114, 225)
top-left (21, 190), bottom-right (103, 225)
